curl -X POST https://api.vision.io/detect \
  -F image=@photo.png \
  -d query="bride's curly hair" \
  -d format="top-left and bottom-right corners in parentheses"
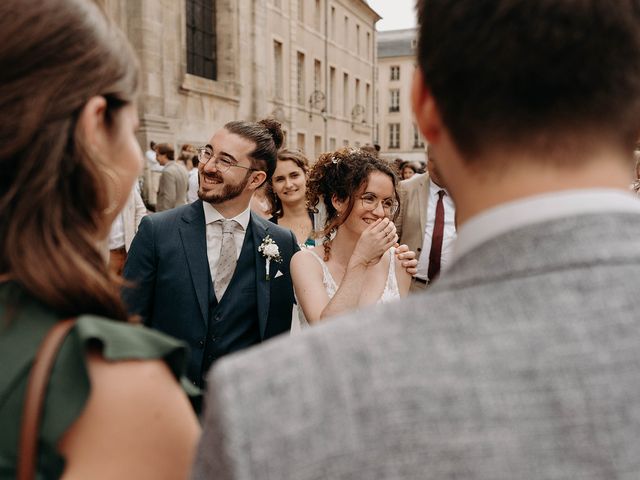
top-left (307, 147), bottom-right (399, 259)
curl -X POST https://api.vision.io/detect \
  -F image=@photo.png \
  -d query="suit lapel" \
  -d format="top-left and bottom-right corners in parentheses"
top-left (179, 200), bottom-right (210, 325)
top-left (251, 213), bottom-right (271, 338)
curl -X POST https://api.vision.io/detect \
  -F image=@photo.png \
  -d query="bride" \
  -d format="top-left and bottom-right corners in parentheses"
top-left (291, 147), bottom-right (412, 325)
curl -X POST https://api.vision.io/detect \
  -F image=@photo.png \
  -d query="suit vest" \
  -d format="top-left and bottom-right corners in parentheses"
top-left (200, 222), bottom-right (260, 383)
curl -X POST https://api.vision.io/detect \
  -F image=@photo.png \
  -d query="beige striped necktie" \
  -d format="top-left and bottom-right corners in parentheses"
top-left (214, 219), bottom-right (237, 299)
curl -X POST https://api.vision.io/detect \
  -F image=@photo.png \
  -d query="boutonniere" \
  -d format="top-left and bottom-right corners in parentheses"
top-left (258, 235), bottom-right (282, 280)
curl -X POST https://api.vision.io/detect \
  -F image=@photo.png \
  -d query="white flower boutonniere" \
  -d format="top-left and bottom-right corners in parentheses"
top-left (258, 235), bottom-right (282, 280)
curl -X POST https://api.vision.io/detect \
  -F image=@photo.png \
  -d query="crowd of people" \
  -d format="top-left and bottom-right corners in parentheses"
top-left (4, 0), bottom-right (640, 479)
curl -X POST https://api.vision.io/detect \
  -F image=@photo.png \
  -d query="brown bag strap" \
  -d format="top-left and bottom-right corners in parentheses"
top-left (18, 318), bottom-right (76, 480)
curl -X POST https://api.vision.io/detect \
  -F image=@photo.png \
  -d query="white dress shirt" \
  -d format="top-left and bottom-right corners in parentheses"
top-left (454, 188), bottom-right (640, 262)
top-left (188, 168), bottom-right (199, 203)
top-left (203, 202), bottom-right (251, 283)
top-left (415, 178), bottom-right (457, 281)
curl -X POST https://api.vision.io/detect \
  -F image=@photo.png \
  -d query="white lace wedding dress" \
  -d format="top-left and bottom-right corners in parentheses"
top-left (294, 247), bottom-right (400, 330)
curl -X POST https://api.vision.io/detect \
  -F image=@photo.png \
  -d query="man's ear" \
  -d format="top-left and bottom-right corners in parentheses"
top-left (411, 68), bottom-right (444, 146)
top-left (249, 171), bottom-right (268, 190)
top-left (76, 96), bottom-right (109, 152)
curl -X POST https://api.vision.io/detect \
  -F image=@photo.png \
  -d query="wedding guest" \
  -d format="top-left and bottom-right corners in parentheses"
top-left (400, 161), bottom-right (418, 180)
top-left (249, 183), bottom-right (272, 219)
top-left (156, 142), bottom-right (188, 212)
top-left (0, 1), bottom-right (199, 479)
top-left (265, 148), bottom-right (316, 247)
top-left (291, 148), bottom-right (412, 326)
top-left (194, 0), bottom-right (640, 478)
top-left (187, 155), bottom-right (200, 203)
top-left (107, 184), bottom-right (147, 275)
top-left (396, 146), bottom-right (457, 292)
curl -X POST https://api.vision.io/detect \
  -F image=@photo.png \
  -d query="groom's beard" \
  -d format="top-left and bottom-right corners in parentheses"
top-left (198, 170), bottom-right (251, 204)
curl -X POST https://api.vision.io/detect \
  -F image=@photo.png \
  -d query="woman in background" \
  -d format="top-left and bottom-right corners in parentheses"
top-left (266, 149), bottom-right (316, 247)
top-left (0, 1), bottom-right (199, 478)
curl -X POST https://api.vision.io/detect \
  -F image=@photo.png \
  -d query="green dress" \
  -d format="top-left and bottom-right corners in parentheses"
top-left (0, 282), bottom-right (197, 479)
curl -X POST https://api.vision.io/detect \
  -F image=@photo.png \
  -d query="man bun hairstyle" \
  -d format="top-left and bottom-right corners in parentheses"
top-left (224, 118), bottom-right (284, 181)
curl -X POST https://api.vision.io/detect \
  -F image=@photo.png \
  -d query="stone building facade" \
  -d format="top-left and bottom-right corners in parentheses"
top-left (100, 0), bottom-right (380, 163)
top-left (376, 28), bottom-right (426, 163)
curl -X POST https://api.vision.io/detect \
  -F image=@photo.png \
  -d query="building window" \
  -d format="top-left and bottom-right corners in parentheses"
top-left (298, 0), bottom-right (304, 22)
top-left (297, 132), bottom-right (306, 152)
top-left (329, 66), bottom-right (336, 113)
top-left (366, 31), bottom-right (371, 59)
top-left (389, 89), bottom-right (400, 112)
top-left (315, 0), bottom-right (322, 31)
top-left (355, 78), bottom-right (361, 107)
top-left (365, 83), bottom-right (371, 123)
top-left (186, 0), bottom-right (217, 80)
top-left (356, 24), bottom-right (360, 55)
top-left (330, 6), bottom-right (336, 39)
top-left (343, 15), bottom-right (349, 46)
top-left (274, 40), bottom-right (283, 99)
top-left (297, 52), bottom-right (306, 106)
top-left (413, 124), bottom-right (425, 149)
top-left (343, 72), bottom-right (349, 116)
top-left (343, 139), bottom-right (349, 147)
top-left (329, 137), bottom-right (336, 150)
top-left (389, 123), bottom-right (400, 149)
top-left (314, 135), bottom-right (322, 160)
top-left (314, 59), bottom-right (322, 93)
top-left (390, 65), bottom-right (400, 81)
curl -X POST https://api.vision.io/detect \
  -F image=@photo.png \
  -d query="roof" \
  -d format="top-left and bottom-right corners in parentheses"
top-left (377, 28), bottom-right (417, 58)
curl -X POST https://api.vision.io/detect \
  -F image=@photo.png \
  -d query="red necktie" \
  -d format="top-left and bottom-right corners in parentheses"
top-left (428, 190), bottom-right (445, 282)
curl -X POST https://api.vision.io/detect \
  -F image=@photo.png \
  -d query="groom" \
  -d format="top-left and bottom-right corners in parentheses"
top-left (123, 119), bottom-right (299, 388)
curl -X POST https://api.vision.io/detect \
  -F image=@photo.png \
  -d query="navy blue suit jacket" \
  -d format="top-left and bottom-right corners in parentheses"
top-left (122, 200), bottom-right (299, 385)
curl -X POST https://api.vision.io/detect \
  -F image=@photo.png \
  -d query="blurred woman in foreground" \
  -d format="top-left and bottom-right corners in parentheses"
top-left (0, 1), bottom-right (199, 478)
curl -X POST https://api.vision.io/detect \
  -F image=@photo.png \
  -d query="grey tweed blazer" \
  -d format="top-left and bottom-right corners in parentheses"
top-left (193, 212), bottom-right (640, 480)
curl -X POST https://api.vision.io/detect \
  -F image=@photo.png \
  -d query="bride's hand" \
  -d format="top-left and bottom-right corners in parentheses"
top-left (350, 218), bottom-right (398, 267)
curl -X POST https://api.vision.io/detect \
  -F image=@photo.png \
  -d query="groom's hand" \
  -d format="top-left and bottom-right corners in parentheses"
top-left (395, 244), bottom-right (418, 276)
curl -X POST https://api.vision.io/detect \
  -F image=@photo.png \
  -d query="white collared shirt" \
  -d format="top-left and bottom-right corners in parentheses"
top-left (415, 178), bottom-right (457, 281)
top-left (454, 188), bottom-right (640, 262)
top-left (203, 202), bottom-right (251, 283)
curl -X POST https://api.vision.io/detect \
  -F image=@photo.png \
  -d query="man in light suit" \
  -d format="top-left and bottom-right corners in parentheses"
top-left (155, 142), bottom-right (189, 212)
top-left (396, 146), bottom-right (457, 291)
top-left (123, 119), bottom-right (298, 388)
top-left (193, 1), bottom-right (640, 478)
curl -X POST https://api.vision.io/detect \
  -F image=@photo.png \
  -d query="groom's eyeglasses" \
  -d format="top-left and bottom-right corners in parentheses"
top-left (197, 147), bottom-right (258, 173)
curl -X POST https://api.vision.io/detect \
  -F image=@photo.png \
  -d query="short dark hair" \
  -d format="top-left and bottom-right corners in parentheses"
top-left (416, 0), bottom-right (640, 159)
top-left (224, 118), bottom-right (284, 180)
top-left (155, 143), bottom-right (174, 160)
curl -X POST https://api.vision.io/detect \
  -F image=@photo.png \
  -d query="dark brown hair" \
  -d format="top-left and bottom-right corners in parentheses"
top-left (224, 118), bottom-right (284, 181)
top-left (265, 149), bottom-right (310, 219)
top-left (416, 0), bottom-right (640, 159)
top-left (307, 147), bottom-right (399, 259)
top-left (0, 0), bottom-right (139, 320)
top-left (156, 143), bottom-right (175, 161)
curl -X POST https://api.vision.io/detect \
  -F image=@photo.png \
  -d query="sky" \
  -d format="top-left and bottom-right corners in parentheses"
top-left (366, 0), bottom-right (417, 31)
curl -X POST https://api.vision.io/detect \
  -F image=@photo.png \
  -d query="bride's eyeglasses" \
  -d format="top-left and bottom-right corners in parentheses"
top-left (360, 193), bottom-right (399, 216)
